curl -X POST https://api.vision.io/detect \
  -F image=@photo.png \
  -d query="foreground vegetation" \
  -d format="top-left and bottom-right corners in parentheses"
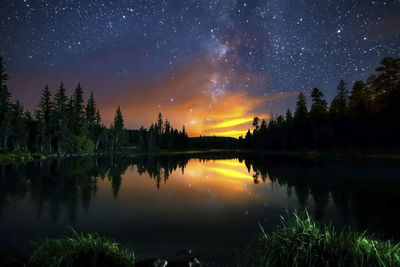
top-left (246, 212), bottom-right (400, 267)
top-left (2, 211), bottom-right (399, 266)
top-left (29, 231), bottom-right (135, 267)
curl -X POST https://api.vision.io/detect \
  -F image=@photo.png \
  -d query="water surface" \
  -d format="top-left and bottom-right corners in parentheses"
top-left (1, 152), bottom-right (400, 262)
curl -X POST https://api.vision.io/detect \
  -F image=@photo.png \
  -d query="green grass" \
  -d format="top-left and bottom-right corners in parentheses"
top-left (0, 151), bottom-right (35, 164)
top-left (246, 211), bottom-right (400, 267)
top-left (29, 230), bottom-right (135, 267)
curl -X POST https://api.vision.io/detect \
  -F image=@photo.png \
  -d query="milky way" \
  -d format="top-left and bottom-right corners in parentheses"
top-left (1, 0), bottom-right (399, 136)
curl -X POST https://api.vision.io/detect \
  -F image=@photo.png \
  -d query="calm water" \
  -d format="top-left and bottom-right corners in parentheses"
top-left (1, 152), bottom-right (400, 262)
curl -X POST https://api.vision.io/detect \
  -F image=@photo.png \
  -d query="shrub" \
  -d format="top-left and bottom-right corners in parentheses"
top-left (247, 211), bottom-right (400, 267)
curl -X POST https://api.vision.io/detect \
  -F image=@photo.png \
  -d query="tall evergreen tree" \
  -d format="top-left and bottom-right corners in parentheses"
top-left (94, 109), bottom-right (102, 150)
top-left (0, 57), bottom-right (12, 149)
top-left (37, 85), bottom-right (53, 151)
top-left (53, 82), bottom-right (68, 152)
top-left (112, 106), bottom-right (124, 150)
top-left (37, 85), bottom-right (52, 125)
top-left (10, 101), bottom-right (27, 150)
top-left (310, 88), bottom-right (328, 117)
top-left (375, 57), bottom-right (400, 93)
top-left (330, 79), bottom-right (349, 116)
top-left (252, 117), bottom-right (260, 131)
top-left (349, 81), bottom-right (367, 116)
top-left (72, 83), bottom-right (84, 136)
top-left (157, 112), bottom-right (163, 134)
top-left (294, 92), bottom-right (309, 147)
top-left (85, 91), bottom-right (97, 140)
top-left (294, 92), bottom-right (308, 122)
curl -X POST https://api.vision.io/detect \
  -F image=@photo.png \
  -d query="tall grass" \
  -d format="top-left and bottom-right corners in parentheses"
top-left (29, 230), bottom-right (135, 267)
top-left (246, 211), bottom-right (400, 267)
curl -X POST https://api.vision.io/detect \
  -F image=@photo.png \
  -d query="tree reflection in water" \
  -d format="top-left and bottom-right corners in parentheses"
top-left (1, 152), bottom-right (400, 238)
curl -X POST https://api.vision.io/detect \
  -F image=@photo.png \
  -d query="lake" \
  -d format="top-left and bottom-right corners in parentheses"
top-left (1, 151), bottom-right (400, 263)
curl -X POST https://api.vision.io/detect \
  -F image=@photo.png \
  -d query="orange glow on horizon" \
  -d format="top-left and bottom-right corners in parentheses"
top-left (94, 55), bottom-right (298, 138)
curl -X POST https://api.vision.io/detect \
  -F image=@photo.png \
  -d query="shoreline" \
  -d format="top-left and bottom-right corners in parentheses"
top-left (2, 149), bottom-right (400, 166)
top-left (2, 212), bottom-right (399, 266)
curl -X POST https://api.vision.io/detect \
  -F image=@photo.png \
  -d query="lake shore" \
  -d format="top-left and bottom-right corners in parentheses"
top-left (2, 149), bottom-right (400, 166)
top-left (2, 148), bottom-right (400, 166)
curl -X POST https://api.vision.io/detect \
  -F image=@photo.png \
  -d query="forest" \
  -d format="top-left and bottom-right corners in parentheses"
top-left (1, 57), bottom-right (399, 155)
top-left (0, 57), bottom-right (189, 154)
top-left (241, 57), bottom-right (400, 151)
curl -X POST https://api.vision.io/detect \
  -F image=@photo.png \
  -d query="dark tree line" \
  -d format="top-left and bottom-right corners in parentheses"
top-left (0, 57), bottom-right (191, 154)
top-left (241, 57), bottom-right (400, 150)
top-left (0, 57), bottom-right (126, 154)
top-left (128, 112), bottom-right (189, 151)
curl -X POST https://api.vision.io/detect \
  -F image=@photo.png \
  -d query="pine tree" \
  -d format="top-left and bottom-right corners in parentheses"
top-left (252, 117), bottom-right (260, 130)
top-left (294, 92), bottom-right (308, 122)
top-left (293, 92), bottom-right (309, 148)
top-left (54, 82), bottom-right (68, 113)
top-left (85, 91), bottom-right (97, 140)
top-left (375, 57), bottom-right (400, 93)
top-left (349, 81), bottom-right (367, 116)
top-left (112, 106), bottom-right (124, 150)
top-left (330, 79), bottom-right (349, 116)
top-left (37, 85), bottom-right (52, 125)
top-left (37, 85), bottom-right (53, 151)
top-left (157, 112), bottom-right (163, 134)
top-left (10, 101), bottom-right (27, 150)
top-left (53, 82), bottom-right (68, 152)
top-left (164, 119), bottom-right (171, 134)
top-left (72, 83), bottom-right (84, 136)
top-left (0, 57), bottom-right (12, 149)
top-left (94, 109), bottom-right (102, 150)
top-left (310, 88), bottom-right (328, 117)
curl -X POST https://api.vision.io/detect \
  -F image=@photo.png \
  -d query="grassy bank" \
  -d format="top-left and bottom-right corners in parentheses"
top-left (29, 231), bottom-right (135, 267)
top-left (0, 151), bottom-right (45, 165)
top-left (246, 212), bottom-right (400, 267)
top-left (2, 212), bottom-right (400, 266)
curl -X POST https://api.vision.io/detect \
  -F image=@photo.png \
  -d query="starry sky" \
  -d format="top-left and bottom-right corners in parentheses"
top-left (1, 0), bottom-right (400, 137)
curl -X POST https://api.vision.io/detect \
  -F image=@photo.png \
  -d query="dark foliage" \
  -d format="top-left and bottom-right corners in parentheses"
top-left (127, 112), bottom-right (189, 151)
top-left (0, 57), bottom-right (190, 154)
top-left (241, 57), bottom-right (400, 150)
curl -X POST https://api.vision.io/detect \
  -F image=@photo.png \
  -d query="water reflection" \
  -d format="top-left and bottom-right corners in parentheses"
top-left (1, 152), bottom-right (400, 257)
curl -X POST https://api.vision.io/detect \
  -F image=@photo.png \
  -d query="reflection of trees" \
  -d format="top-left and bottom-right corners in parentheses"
top-left (2, 152), bottom-right (400, 238)
top-left (243, 154), bottom-right (400, 238)
top-left (134, 155), bottom-right (188, 189)
top-left (0, 163), bottom-right (29, 217)
top-left (0, 154), bottom-right (193, 222)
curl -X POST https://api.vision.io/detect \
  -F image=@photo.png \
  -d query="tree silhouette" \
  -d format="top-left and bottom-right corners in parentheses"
top-left (37, 85), bottom-right (53, 151)
top-left (330, 79), bottom-right (348, 116)
top-left (0, 57), bottom-right (11, 149)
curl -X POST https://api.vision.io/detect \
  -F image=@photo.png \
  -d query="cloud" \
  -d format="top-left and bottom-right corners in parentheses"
top-left (7, 40), bottom-right (298, 139)
top-left (98, 53), bottom-right (297, 137)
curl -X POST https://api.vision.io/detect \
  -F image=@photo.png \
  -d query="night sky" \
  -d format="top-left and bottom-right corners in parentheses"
top-left (1, 0), bottom-right (400, 137)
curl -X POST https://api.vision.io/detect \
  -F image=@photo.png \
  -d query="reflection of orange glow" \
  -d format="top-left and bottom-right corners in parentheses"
top-left (100, 158), bottom-right (278, 214)
top-left (177, 159), bottom-right (256, 194)
top-left (210, 167), bottom-right (253, 180)
top-left (215, 160), bottom-right (245, 167)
